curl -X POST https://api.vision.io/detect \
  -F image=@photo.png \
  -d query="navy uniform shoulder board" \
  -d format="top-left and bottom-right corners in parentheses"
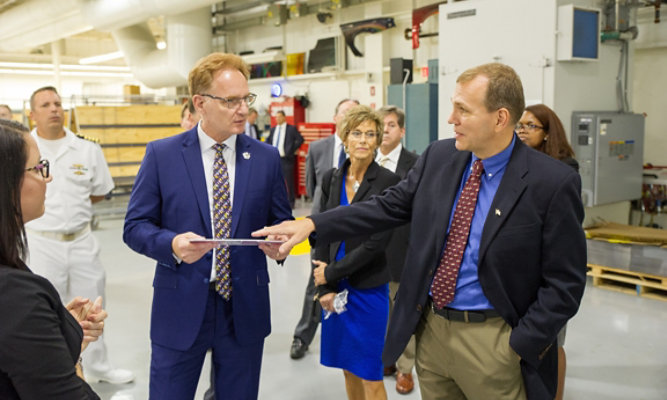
top-left (75, 133), bottom-right (100, 143)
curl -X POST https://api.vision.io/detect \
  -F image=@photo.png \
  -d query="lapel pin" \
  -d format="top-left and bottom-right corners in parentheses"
top-left (243, 152), bottom-right (250, 160)
top-left (495, 208), bottom-right (501, 216)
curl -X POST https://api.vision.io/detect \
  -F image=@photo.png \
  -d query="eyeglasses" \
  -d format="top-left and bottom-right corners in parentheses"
top-left (26, 159), bottom-right (50, 179)
top-left (349, 130), bottom-right (378, 140)
top-left (201, 93), bottom-right (257, 109)
top-left (515, 123), bottom-right (544, 132)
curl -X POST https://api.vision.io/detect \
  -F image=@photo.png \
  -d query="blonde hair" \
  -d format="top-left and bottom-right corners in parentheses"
top-left (188, 53), bottom-right (250, 96)
top-left (457, 63), bottom-right (525, 125)
top-left (339, 105), bottom-right (383, 146)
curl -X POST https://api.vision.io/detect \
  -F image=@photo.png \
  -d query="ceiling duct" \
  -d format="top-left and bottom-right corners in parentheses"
top-left (0, 0), bottom-right (89, 53)
top-left (0, 0), bottom-right (218, 88)
top-left (112, 8), bottom-right (212, 88)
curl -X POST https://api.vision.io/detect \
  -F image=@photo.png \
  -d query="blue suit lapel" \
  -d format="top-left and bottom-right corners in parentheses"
top-left (433, 150), bottom-right (471, 261)
top-left (181, 130), bottom-right (212, 235)
top-left (478, 140), bottom-right (529, 263)
top-left (231, 135), bottom-right (251, 237)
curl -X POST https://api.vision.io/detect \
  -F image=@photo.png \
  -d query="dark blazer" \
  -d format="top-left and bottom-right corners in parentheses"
top-left (267, 124), bottom-right (304, 162)
top-left (245, 123), bottom-right (259, 140)
top-left (305, 135), bottom-right (336, 214)
top-left (382, 147), bottom-right (419, 281)
top-left (123, 129), bottom-right (293, 351)
top-left (314, 160), bottom-right (400, 297)
top-left (0, 267), bottom-right (99, 400)
top-left (310, 137), bottom-right (587, 399)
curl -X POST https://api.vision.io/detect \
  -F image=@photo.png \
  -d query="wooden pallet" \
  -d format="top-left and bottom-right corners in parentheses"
top-left (587, 264), bottom-right (667, 301)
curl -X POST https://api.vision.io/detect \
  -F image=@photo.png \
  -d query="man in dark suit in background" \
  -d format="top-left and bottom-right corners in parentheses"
top-left (267, 110), bottom-right (304, 208)
top-left (245, 107), bottom-right (259, 140)
top-left (254, 63), bottom-right (587, 400)
top-left (289, 98), bottom-right (358, 359)
top-left (376, 105), bottom-right (419, 394)
top-left (123, 52), bottom-right (292, 400)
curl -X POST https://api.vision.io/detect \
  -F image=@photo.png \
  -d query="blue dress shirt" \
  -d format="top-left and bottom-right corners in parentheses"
top-left (442, 136), bottom-right (516, 310)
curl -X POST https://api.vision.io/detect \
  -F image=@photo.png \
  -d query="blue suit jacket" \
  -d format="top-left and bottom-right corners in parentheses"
top-left (311, 137), bottom-right (586, 399)
top-left (123, 128), bottom-right (293, 351)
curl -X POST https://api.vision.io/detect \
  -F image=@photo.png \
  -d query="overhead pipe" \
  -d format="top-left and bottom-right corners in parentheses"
top-left (112, 7), bottom-right (212, 88)
top-left (0, 0), bottom-right (88, 52)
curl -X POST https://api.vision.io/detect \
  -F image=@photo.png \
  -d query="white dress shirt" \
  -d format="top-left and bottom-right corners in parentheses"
top-left (272, 123), bottom-right (287, 157)
top-left (375, 143), bottom-right (403, 173)
top-left (333, 133), bottom-right (346, 168)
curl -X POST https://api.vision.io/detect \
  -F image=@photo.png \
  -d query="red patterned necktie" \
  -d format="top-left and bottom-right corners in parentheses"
top-left (213, 143), bottom-right (232, 300)
top-left (431, 159), bottom-right (484, 309)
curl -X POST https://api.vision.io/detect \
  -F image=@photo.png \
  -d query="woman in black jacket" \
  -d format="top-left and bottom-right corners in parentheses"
top-left (0, 119), bottom-right (105, 399)
top-left (312, 106), bottom-right (400, 400)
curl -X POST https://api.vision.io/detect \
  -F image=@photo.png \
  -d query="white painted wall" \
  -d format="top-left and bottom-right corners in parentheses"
top-left (438, 0), bottom-right (558, 139)
top-left (633, 7), bottom-right (667, 167)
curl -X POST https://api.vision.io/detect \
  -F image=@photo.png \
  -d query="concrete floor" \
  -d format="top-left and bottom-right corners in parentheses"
top-left (87, 203), bottom-right (667, 400)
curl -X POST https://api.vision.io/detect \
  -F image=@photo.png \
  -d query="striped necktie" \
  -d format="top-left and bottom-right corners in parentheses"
top-left (213, 143), bottom-right (232, 300)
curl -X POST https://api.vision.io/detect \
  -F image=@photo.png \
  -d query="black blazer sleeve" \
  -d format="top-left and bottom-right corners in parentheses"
top-left (0, 268), bottom-right (99, 400)
top-left (313, 168), bottom-right (339, 296)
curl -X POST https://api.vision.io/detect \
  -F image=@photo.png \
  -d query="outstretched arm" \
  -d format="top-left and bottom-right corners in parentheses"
top-left (254, 218), bottom-right (315, 259)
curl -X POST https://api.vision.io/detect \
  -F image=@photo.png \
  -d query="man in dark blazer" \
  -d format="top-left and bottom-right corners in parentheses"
top-left (254, 63), bottom-right (587, 400)
top-left (245, 107), bottom-right (259, 140)
top-left (123, 53), bottom-right (292, 400)
top-left (267, 110), bottom-right (304, 208)
top-left (376, 105), bottom-right (419, 394)
top-left (289, 98), bottom-right (359, 359)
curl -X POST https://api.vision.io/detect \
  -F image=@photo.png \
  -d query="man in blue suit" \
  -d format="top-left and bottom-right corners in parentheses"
top-left (123, 52), bottom-right (292, 399)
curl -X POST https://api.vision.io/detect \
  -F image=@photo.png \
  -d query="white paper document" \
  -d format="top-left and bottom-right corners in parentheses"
top-left (189, 238), bottom-right (284, 246)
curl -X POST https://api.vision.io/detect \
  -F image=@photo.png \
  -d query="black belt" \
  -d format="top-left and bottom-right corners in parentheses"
top-left (430, 301), bottom-right (500, 323)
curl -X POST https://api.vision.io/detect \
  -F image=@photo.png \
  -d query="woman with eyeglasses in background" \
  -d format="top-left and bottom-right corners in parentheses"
top-left (0, 119), bottom-right (106, 399)
top-left (516, 103), bottom-right (578, 400)
top-left (312, 106), bottom-right (400, 400)
top-left (516, 104), bottom-right (578, 172)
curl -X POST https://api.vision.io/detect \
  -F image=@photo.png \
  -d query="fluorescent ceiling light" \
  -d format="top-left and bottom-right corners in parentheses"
top-left (79, 51), bottom-right (124, 65)
top-left (0, 61), bottom-right (130, 72)
top-left (0, 68), bottom-right (133, 78)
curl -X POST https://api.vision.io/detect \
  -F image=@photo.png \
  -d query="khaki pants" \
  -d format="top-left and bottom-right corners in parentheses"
top-left (415, 306), bottom-right (526, 400)
top-left (389, 281), bottom-right (416, 374)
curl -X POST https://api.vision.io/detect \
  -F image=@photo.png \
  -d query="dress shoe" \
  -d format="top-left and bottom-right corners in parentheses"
top-left (87, 368), bottom-right (135, 384)
top-left (396, 372), bottom-right (414, 394)
top-left (290, 338), bottom-right (308, 359)
top-left (383, 364), bottom-right (397, 376)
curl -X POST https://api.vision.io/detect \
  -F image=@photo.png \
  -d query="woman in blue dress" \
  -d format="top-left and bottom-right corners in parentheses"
top-left (312, 105), bottom-right (400, 400)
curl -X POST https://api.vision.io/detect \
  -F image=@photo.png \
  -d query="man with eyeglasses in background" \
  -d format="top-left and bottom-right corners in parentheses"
top-left (267, 110), bottom-right (304, 208)
top-left (25, 86), bottom-right (135, 385)
top-left (123, 52), bottom-right (293, 400)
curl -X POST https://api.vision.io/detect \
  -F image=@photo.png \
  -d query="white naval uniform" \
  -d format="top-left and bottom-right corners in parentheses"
top-left (26, 127), bottom-right (115, 376)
